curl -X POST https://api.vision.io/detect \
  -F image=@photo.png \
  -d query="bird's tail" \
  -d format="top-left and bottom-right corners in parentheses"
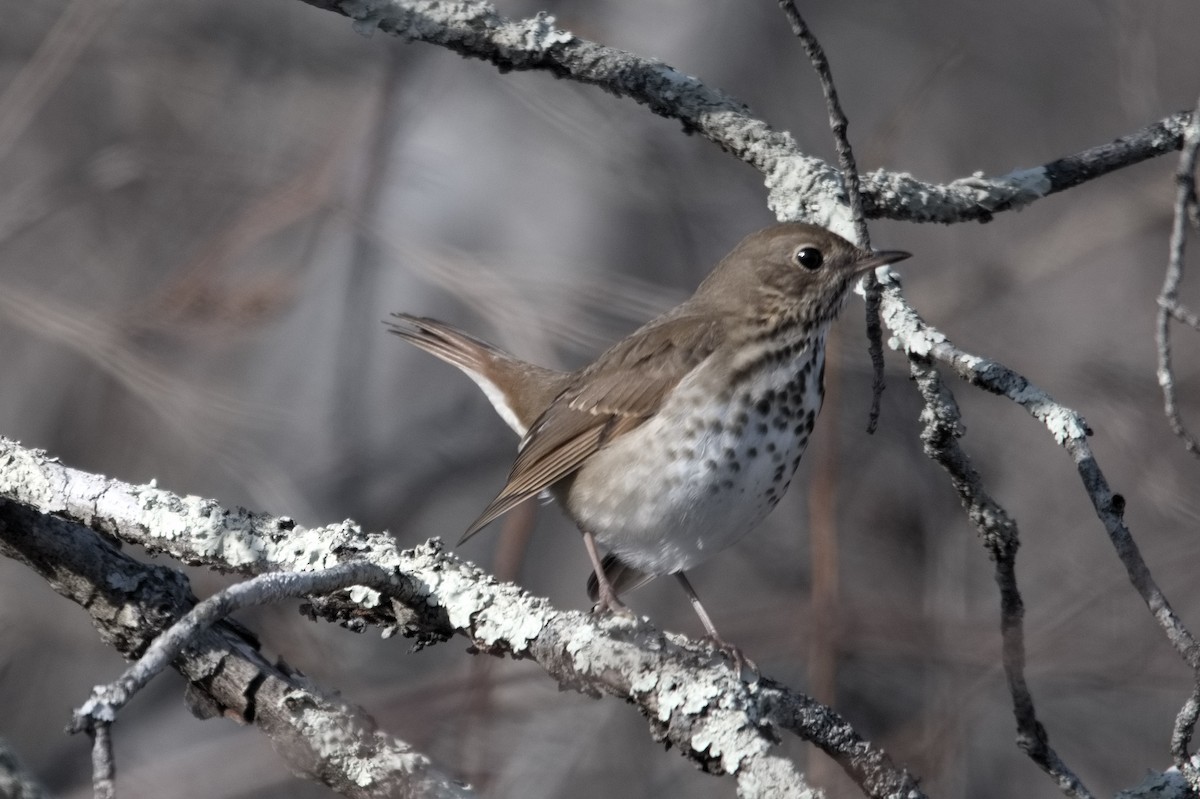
top-left (385, 313), bottom-right (565, 438)
top-left (387, 313), bottom-right (503, 378)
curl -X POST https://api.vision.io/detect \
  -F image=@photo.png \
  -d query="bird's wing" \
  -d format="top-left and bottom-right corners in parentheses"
top-left (460, 313), bottom-right (728, 540)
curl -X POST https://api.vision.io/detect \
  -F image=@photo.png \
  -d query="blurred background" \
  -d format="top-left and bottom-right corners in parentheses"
top-left (2, 1), bottom-right (1200, 797)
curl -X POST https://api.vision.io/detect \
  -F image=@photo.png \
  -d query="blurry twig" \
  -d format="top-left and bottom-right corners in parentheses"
top-left (130, 131), bottom-right (348, 334)
top-left (0, 0), bottom-right (123, 163)
top-left (0, 739), bottom-right (49, 799)
top-left (1156, 96), bottom-right (1200, 457)
top-left (0, 287), bottom-right (257, 421)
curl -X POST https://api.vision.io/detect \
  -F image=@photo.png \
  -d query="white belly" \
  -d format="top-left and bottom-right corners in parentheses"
top-left (565, 342), bottom-right (824, 576)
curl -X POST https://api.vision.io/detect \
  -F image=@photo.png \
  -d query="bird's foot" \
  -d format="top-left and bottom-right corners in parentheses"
top-left (591, 585), bottom-right (635, 620)
top-left (706, 634), bottom-right (758, 679)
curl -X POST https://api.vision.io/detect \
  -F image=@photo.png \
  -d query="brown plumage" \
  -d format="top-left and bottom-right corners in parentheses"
top-left (388, 222), bottom-right (910, 664)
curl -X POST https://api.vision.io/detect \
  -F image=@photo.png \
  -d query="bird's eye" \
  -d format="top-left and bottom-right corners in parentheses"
top-left (793, 246), bottom-right (823, 270)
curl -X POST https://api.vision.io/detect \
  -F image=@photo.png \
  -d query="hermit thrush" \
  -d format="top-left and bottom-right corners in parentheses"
top-left (387, 222), bottom-right (909, 659)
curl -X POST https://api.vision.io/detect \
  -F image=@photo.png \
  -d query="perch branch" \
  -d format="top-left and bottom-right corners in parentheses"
top-left (0, 437), bottom-right (917, 799)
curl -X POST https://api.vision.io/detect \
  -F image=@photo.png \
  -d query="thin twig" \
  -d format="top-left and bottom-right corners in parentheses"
top-left (907, 353), bottom-right (1093, 799)
top-left (880, 273), bottom-right (1200, 672)
top-left (1157, 95), bottom-right (1200, 457)
top-left (775, 2), bottom-right (868, 243)
top-left (775, 1), bottom-right (890, 433)
top-left (69, 562), bottom-right (396, 736)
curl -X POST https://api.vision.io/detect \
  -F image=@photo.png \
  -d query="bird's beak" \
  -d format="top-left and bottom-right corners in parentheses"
top-left (853, 249), bottom-right (912, 275)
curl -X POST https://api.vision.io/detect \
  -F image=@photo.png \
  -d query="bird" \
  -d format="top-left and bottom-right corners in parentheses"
top-left (387, 222), bottom-right (910, 662)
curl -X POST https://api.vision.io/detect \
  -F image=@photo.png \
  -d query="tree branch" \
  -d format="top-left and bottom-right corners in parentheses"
top-left (0, 437), bottom-right (918, 799)
top-left (300, 0), bottom-right (1192, 229)
top-left (904, 354), bottom-right (1092, 798)
top-left (879, 272), bottom-right (1200, 674)
top-left (7, 2), bottom-right (1198, 795)
top-left (0, 500), bottom-right (472, 799)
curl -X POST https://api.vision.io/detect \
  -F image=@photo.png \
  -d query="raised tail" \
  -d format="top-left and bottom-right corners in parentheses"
top-left (386, 312), bottom-right (568, 439)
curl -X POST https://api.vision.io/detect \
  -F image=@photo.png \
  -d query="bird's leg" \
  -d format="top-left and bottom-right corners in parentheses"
top-left (582, 530), bottom-right (632, 616)
top-left (674, 572), bottom-right (757, 675)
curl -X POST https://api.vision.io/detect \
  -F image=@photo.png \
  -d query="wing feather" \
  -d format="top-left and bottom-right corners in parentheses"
top-left (460, 312), bottom-right (729, 541)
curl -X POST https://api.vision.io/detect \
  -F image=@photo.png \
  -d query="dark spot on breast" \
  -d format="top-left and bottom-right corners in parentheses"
top-left (721, 479), bottom-right (734, 490)
top-left (757, 422), bottom-right (769, 435)
top-left (756, 397), bottom-right (771, 415)
top-left (746, 447), bottom-right (758, 458)
top-left (724, 447), bottom-right (736, 460)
